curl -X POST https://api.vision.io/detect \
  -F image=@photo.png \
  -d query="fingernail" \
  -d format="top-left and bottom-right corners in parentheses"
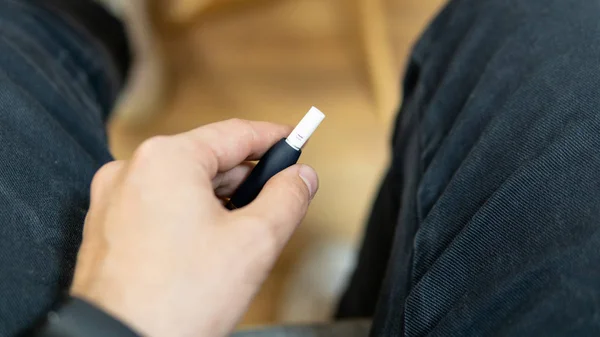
top-left (299, 164), bottom-right (318, 200)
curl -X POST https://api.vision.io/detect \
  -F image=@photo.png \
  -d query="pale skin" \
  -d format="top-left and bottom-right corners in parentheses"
top-left (70, 119), bottom-right (319, 337)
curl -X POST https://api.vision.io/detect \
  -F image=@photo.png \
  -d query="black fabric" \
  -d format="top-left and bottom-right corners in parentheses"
top-left (35, 0), bottom-right (131, 84)
top-left (34, 298), bottom-right (140, 337)
top-left (0, 1), bottom-right (118, 334)
top-left (338, 0), bottom-right (600, 336)
top-left (2, 0), bottom-right (600, 335)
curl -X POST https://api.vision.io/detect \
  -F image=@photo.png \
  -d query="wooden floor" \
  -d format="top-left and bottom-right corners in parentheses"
top-left (109, 0), bottom-right (445, 327)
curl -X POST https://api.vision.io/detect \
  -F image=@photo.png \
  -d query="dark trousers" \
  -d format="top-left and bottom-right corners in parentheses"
top-left (1, 0), bottom-right (600, 336)
top-left (0, 1), bottom-right (121, 335)
top-left (338, 0), bottom-right (600, 335)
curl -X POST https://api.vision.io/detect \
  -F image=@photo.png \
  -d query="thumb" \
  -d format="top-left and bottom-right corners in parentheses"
top-left (239, 164), bottom-right (318, 247)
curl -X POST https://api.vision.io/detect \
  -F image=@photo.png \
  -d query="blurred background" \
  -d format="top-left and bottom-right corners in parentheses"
top-left (108, 0), bottom-right (445, 329)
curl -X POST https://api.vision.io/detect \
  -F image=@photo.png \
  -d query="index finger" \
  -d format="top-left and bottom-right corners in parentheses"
top-left (175, 119), bottom-right (292, 176)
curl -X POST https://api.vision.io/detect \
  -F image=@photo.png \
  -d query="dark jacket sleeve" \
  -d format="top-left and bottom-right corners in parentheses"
top-left (34, 297), bottom-right (141, 337)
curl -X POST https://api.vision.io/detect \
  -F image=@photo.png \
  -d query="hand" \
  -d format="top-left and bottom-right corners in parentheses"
top-left (70, 119), bottom-right (319, 337)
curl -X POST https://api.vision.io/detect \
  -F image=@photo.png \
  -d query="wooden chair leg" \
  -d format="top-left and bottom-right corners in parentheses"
top-left (166, 0), bottom-right (279, 24)
top-left (357, 0), bottom-right (398, 122)
top-left (166, 0), bottom-right (212, 23)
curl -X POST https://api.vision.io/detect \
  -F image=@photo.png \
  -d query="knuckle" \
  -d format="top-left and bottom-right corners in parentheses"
top-left (194, 142), bottom-right (215, 159)
top-left (91, 161), bottom-right (121, 198)
top-left (135, 136), bottom-right (168, 157)
top-left (90, 175), bottom-right (104, 199)
top-left (134, 136), bottom-right (170, 162)
top-left (193, 143), bottom-right (219, 174)
top-left (93, 162), bottom-right (118, 184)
